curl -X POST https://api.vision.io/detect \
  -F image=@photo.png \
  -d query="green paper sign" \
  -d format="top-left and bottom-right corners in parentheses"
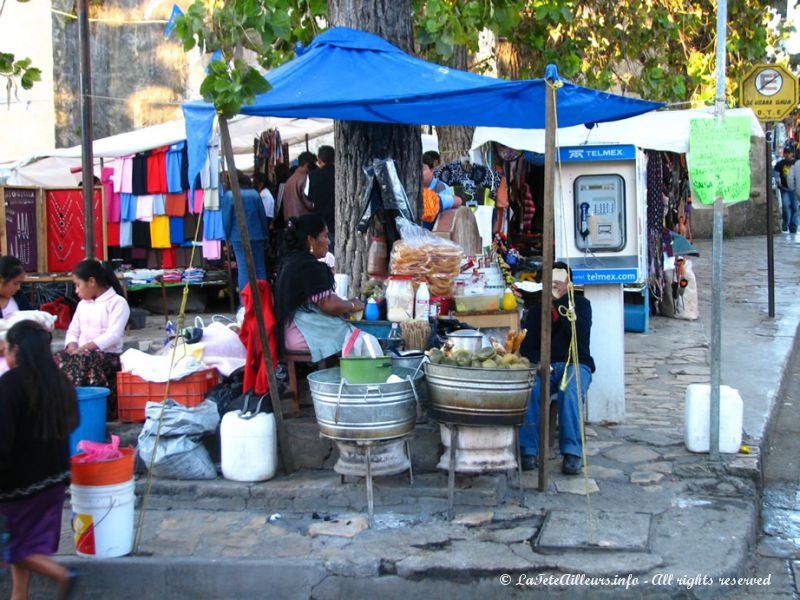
top-left (688, 116), bottom-right (752, 205)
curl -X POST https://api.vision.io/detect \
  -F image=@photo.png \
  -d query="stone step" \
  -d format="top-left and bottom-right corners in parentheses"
top-left (131, 470), bottom-right (511, 514)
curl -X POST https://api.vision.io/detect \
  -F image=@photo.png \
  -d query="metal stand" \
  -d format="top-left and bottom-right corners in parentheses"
top-left (337, 436), bottom-right (414, 528)
top-left (445, 424), bottom-right (524, 521)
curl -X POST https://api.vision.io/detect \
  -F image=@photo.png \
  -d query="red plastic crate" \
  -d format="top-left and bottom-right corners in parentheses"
top-left (116, 368), bottom-right (219, 423)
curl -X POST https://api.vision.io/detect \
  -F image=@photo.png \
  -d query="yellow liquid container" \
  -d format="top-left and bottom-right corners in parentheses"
top-left (502, 288), bottom-right (517, 311)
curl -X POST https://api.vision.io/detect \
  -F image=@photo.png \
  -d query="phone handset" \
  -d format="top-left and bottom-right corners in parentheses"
top-left (579, 202), bottom-right (590, 240)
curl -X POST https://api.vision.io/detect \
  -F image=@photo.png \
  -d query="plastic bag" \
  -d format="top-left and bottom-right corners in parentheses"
top-left (73, 435), bottom-right (123, 463)
top-left (140, 399), bottom-right (220, 436)
top-left (136, 399), bottom-right (220, 480)
top-left (136, 433), bottom-right (216, 480)
top-left (342, 329), bottom-right (382, 358)
top-left (390, 217), bottom-right (464, 296)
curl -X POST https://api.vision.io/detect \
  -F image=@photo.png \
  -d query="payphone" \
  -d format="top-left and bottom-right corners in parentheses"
top-left (574, 174), bottom-right (626, 252)
top-left (553, 144), bottom-right (647, 424)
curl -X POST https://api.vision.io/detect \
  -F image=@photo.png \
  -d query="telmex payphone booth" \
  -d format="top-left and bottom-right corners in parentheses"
top-left (553, 145), bottom-right (647, 423)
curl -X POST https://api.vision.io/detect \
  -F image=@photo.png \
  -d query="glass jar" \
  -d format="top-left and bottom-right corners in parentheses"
top-left (386, 276), bottom-right (414, 322)
top-left (367, 236), bottom-right (388, 276)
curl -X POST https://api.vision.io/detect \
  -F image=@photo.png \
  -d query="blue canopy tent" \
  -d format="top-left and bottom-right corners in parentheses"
top-left (183, 26), bottom-right (665, 487)
top-left (183, 27), bottom-right (663, 181)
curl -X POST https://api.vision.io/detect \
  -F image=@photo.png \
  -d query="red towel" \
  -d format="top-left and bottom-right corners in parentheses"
top-left (239, 280), bottom-right (278, 395)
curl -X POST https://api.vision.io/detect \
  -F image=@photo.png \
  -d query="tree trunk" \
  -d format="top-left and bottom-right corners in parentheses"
top-left (329, 0), bottom-right (421, 295)
top-left (436, 45), bottom-right (475, 164)
top-left (496, 38), bottom-right (521, 80)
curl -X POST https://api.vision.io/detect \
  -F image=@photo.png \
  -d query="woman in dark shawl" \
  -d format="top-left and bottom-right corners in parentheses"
top-left (274, 214), bottom-right (364, 361)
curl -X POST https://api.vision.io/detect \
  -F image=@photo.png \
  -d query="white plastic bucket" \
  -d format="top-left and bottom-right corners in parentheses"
top-left (70, 479), bottom-right (135, 558)
top-left (684, 384), bottom-right (743, 454)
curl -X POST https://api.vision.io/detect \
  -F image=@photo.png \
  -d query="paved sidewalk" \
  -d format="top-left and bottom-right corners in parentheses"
top-left (5, 234), bottom-right (800, 599)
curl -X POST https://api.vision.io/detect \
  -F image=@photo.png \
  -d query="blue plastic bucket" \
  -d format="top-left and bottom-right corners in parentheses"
top-left (69, 387), bottom-right (110, 455)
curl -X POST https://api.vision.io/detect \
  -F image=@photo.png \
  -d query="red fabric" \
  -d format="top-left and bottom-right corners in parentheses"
top-left (165, 193), bottom-right (186, 216)
top-left (147, 146), bottom-right (169, 193)
top-left (107, 222), bottom-right (120, 247)
top-left (46, 188), bottom-right (105, 272)
top-left (239, 280), bottom-right (278, 395)
top-left (40, 298), bottom-right (72, 329)
top-left (161, 248), bottom-right (177, 268)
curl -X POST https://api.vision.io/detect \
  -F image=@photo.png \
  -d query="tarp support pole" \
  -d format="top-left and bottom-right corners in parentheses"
top-left (219, 116), bottom-right (295, 474)
top-left (537, 76), bottom-right (557, 492)
top-left (78, 0), bottom-right (95, 258)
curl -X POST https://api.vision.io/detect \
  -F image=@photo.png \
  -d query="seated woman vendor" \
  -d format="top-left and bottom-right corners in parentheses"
top-left (421, 153), bottom-right (461, 230)
top-left (54, 259), bottom-right (130, 420)
top-left (0, 256), bottom-right (30, 319)
top-left (275, 214), bottom-right (364, 361)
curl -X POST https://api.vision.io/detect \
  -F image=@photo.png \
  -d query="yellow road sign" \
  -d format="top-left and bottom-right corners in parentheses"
top-left (740, 64), bottom-right (798, 122)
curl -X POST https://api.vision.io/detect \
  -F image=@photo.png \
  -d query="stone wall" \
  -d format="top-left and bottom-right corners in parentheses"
top-left (51, 0), bottom-right (189, 147)
top-left (690, 135), bottom-right (781, 238)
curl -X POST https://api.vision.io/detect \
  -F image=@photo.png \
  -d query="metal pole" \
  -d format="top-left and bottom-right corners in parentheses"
top-left (219, 116), bottom-right (295, 474)
top-left (537, 74), bottom-right (557, 491)
top-left (709, 0), bottom-right (728, 459)
top-left (77, 0), bottom-right (95, 258)
top-left (765, 124), bottom-right (776, 318)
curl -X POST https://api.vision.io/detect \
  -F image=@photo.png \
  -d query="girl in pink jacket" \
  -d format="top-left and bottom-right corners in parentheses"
top-left (55, 259), bottom-right (130, 420)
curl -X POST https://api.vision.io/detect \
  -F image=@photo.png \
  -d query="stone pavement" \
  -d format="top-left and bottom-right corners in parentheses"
top-left (4, 234), bottom-right (800, 599)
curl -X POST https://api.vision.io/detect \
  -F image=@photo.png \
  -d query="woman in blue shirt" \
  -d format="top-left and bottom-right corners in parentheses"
top-left (221, 170), bottom-right (270, 299)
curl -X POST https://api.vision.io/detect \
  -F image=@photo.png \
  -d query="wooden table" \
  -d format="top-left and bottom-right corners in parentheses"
top-left (450, 309), bottom-right (520, 330)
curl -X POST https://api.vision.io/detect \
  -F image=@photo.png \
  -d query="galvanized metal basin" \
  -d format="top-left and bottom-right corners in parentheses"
top-left (308, 367), bottom-right (422, 441)
top-left (424, 362), bottom-right (536, 426)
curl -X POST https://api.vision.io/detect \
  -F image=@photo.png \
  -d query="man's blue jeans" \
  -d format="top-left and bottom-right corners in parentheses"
top-left (781, 189), bottom-right (798, 233)
top-left (519, 362), bottom-right (592, 458)
top-left (232, 240), bottom-right (267, 297)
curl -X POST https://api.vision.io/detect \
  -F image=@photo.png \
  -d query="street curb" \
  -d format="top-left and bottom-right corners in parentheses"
top-left (757, 317), bottom-right (800, 489)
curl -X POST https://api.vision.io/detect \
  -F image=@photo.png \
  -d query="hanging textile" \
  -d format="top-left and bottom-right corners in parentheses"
top-left (238, 280), bottom-right (278, 395)
top-left (46, 189), bottom-right (105, 271)
top-left (645, 150), bottom-right (665, 303)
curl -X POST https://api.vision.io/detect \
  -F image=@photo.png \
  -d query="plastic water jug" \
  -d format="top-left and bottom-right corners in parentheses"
top-left (684, 384), bottom-right (743, 454)
top-left (220, 394), bottom-right (277, 482)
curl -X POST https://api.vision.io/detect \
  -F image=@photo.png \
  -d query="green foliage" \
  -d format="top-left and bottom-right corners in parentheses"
top-left (172, 0), bottom-right (787, 115)
top-left (173, 0), bottom-right (323, 117)
top-left (497, 0), bottom-right (791, 103)
top-left (0, 52), bottom-right (42, 105)
top-left (413, 0), bottom-right (520, 63)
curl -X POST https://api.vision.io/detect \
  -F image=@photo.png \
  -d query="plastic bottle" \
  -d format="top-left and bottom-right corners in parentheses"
top-left (415, 280), bottom-right (430, 320)
top-left (387, 322), bottom-right (403, 352)
top-left (502, 288), bottom-right (518, 311)
top-left (364, 297), bottom-right (380, 321)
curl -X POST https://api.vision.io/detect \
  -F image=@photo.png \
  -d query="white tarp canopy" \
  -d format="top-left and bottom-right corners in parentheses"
top-left (4, 115), bottom-right (334, 187)
top-left (471, 106), bottom-right (764, 155)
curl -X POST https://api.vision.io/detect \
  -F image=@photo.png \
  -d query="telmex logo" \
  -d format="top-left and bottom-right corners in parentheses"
top-left (568, 149), bottom-right (585, 159)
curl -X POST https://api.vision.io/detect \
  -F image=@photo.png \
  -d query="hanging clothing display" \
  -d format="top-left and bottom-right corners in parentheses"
top-left (131, 152), bottom-right (149, 195)
top-left (135, 195), bottom-right (154, 222)
top-left (149, 216), bottom-right (171, 249)
top-left (165, 193), bottom-right (186, 217)
top-left (146, 146), bottom-right (169, 194)
top-left (152, 194), bottom-right (166, 216)
top-left (166, 142), bottom-right (185, 194)
top-left (113, 155), bottom-right (134, 194)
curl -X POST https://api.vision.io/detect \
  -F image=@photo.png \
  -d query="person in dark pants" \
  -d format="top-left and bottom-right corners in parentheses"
top-left (0, 320), bottom-right (80, 600)
top-left (308, 145), bottom-right (336, 253)
top-left (518, 262), bottom-right (595, 475)
top-left (780, 143), bottom-right (798, 233)
top-left (220, 170), bottom-right (270, 299)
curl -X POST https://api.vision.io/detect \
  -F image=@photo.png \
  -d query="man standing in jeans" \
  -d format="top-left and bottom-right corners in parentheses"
top-left (518, 263), bottom-right (595, 475)
top-left (779, 144), bottom-right (797, 233)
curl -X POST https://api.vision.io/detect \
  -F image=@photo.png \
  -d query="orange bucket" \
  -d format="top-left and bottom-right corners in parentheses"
top-left (71, 448), bottom-right (135, 486)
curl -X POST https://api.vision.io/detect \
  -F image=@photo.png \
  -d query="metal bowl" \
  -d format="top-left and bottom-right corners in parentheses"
top-left (424, 362), bottom-right (536, 426)
top-left (308, 367), bottom-right (423, 441)
top-left (446, 329), bottom-right (483, 353)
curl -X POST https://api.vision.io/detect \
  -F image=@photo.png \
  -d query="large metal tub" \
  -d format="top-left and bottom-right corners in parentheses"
top-left (424, 362), bottom-right (536, 426)
top-left (308, 367), bottom-right (422, 441)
